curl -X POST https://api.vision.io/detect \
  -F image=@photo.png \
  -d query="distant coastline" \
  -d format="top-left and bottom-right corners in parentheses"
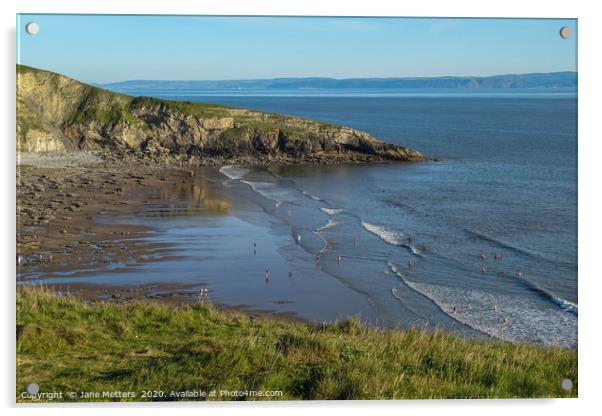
top-left (99, 71), bottom-right (577, 93)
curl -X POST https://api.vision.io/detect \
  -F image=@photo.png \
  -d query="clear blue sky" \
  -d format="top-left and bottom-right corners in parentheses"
top-left (17, 15), bottom-right (577, 83)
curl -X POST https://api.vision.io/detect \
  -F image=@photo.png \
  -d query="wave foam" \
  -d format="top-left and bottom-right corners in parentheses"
top-left (388, 262), bottom-right (577, 347)
top-left (316, 218), bottom-right (338, 231)
top-left (361, 221), bottom-right (405, 246)
top-left (219, 165), bottom-right (250, 180)
top-left (321, 208), bottom-right (343, 216)
top-left (241, 180), bottom-right (299, 204)
top-left (301, 190), bottom-right (322, 201)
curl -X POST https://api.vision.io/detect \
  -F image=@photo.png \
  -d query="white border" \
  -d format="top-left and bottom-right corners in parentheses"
top-left (2, 1), bottom-right (601, 415)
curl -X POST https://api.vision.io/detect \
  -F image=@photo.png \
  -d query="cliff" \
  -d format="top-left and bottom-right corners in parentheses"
top-left (16, 65), bottom-right (425, 164)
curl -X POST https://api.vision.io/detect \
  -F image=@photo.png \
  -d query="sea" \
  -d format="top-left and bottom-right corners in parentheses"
top-left (27, 88), bottom-right (580, 347)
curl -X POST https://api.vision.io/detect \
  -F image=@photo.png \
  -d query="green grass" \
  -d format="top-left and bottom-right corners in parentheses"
top-left (70, 105), bottom-right (141, 128)
top-left (17, 64), bottom-right (345, 142)
top-left (130, 96), bottom-right (234, 119)
top-left (16, 287), bottom-right (577, 402)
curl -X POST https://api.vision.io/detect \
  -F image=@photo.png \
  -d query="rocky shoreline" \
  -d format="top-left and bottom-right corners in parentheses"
top-left (18, 65), bottom-right (426, 164)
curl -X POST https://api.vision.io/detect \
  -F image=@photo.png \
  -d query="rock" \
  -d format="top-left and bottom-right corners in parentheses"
top-left (17, 65), bottom-right (427, 164)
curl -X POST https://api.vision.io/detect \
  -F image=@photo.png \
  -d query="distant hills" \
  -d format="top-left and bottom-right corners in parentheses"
top-left (101, 72), bottom-right (577, 93)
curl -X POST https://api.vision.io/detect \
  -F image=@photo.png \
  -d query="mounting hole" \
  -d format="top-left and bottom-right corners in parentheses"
top-left (559, 26), bottom-right (571, 39)
top-left (25, 22), bottom-right (39, 35)
top-left (26, 383), bottom-right (39, 395)
top-left (560, 378), bottom-right (573, 391)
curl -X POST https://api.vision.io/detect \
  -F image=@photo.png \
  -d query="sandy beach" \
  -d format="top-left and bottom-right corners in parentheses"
top-left (16, 152), bottom-right (377, 323)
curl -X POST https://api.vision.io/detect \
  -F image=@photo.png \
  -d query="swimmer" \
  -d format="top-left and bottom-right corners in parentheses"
top-left (480, 252), bottom-right (487, 261)
top-left (481, 267), bottom-right (487, 273)
top-left (408, 259), bottom-right (414, 270)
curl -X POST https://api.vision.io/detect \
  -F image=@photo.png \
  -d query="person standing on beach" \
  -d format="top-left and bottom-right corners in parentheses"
top-left (265, 268), bottom-right (270, 284)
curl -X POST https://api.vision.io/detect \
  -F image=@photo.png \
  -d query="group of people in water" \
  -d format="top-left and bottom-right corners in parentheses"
top-left (256, 232), bottom-right (521, 287)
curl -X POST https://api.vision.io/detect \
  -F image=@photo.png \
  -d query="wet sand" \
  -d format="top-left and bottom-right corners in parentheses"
top-left (17, 157), bottom-right (189, 280)
top-left (16, 153), bottom-right (376, 324)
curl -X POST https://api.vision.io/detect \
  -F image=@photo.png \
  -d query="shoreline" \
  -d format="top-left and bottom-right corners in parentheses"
top-left (16, 152), bottom-right (374, 325)
top-left (16, 151), bottom-right (577, 348)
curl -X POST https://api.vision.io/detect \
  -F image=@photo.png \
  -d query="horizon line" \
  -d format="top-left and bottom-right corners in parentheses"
top-left (99, 70), bottom-right (577, 85)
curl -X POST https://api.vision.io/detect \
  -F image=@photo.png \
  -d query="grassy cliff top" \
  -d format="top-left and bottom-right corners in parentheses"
top-left (17, 64), bottom-right (337, 132)
top-left (17, 287), bottom-right (577, 401)
top-left (17, 65), bottom-right (425, 161)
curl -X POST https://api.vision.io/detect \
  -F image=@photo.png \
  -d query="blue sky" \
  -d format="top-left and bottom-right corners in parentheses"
top-left (17, 15), bottom-right (577, 83)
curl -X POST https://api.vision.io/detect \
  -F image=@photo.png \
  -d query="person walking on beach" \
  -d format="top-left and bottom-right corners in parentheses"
top-left (253, 242), bottom-right (257, 255)
top-left (265, 268), bottom-right (270, 284)
top-left (337, 255), bottom-right (342, 265)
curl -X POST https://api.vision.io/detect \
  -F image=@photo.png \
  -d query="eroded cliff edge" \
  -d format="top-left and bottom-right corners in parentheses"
top-left (17, 65), bottom-right (425, 164)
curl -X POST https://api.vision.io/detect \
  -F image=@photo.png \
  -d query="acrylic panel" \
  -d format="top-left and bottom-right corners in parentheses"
top-left (16, 14), bottom-right (578, 402)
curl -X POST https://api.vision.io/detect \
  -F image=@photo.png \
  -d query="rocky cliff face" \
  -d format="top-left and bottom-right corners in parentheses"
top-left (17, 65), bottom-right (425, 163)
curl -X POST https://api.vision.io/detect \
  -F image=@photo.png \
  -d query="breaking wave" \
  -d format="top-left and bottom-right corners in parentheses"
top-left (361, 221), bottom-right (422, 255)
top-left (219, 165), bottom-right (250, 180)
top-left (387, 262), bottom-right (577, 347)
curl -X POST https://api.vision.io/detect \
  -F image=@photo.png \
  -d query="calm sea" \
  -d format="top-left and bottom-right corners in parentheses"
top-left (58, 89), bottom-right (584, 346)
top-left (197, 91), bottom-right (577, 346)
